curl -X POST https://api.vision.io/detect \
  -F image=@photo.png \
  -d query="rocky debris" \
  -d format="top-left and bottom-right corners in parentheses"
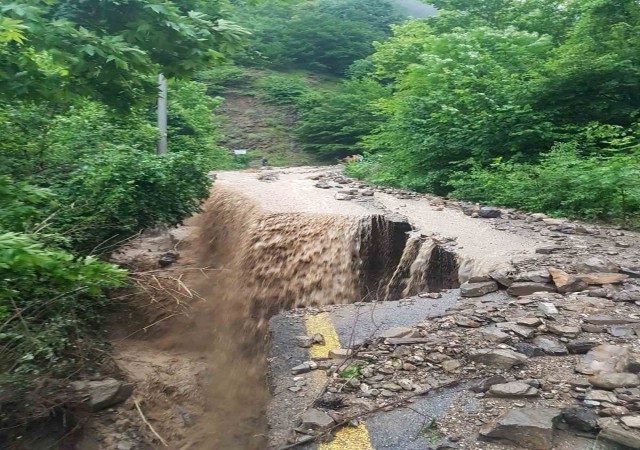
top-left (158, 251), bottom-right (179, 268)
top-left (460, 281), bottom-right (498, 297)
top-left (71, 379), bottom-right (134, 412)
top-left (561, 407), bottom-right (598, 432)
top-left (479, 408), bottom-right (560, 450)
top-left (537, 302), bottom-right (559, 316)
top-left (379, 327), bottom-right (419, 339)
top-left (598, 418), bottom-right (640, 448)
top-left (477, 326), bottom-right (510, 343)
top-left (514, 342), bottom-right (546, 357)
top-left (577, 273), bottom-right (629, 285)
top-left (567, 339), bottom-right (598, 354)
top-left (548, 268), bottom-right (588, 293)
top-left (295, 334), bottom-right (325, 348)
top-left (360, 189), bottom-right (375, 196)
top-left (469, 348), bottom-right (528, 369)
top-left (621, 416), bottom-right (640, 429)
top-left (507, 282), bottom-right (556, 297)
top-left (334, 193), bottom-right (352, 201)
top-left (621, 266), bottom-right (640, 278)
top-left (490, 269), bottom-right (514, 287)
top-left (585, 389), bottom-right (618, 403)
top-left (535, 245), bottom-right (564, 254)
top-left (575, 257), bottom-right (620, 274)
top-left (478, 207), bottom-right (501, 218)
top-left (575, 345), bottom-right (631, 375)
top-left (532, 336), bottom-right (568, 356)
top-left (589, 373), bottom-right (640, 390)
top-left (488, 381), bottom-right (539, 398)
top-left (315, 181), bottom-right (331, 189)
top-left (461, 204), bottom-right (480, 216)
top-left (585, 315), bottom-right (637, 326)
top-left (299, 408), bottom-right (334, 431)
top-left (470, 375), bottom-right (508, 393)
top-left (291, 361), bottom-right (318, 374)
top-left (547, 323), bottom-right (580, 338)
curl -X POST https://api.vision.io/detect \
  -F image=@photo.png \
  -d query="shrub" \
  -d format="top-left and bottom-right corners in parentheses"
top-left (258, 75), bottom-right (308, 105)
top-left (448, 143), bottom-right (640, 225)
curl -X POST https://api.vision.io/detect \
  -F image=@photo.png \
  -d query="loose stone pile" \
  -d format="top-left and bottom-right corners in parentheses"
top-left (285, 255), bottom-right (640, 449)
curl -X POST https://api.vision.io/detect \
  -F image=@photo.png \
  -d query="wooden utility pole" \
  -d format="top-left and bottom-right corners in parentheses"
top-left (157, 74), bottom-right (168, 155)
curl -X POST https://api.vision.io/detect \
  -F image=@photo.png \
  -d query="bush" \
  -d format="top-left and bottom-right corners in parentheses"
top-left (0, 177), bottom-right (126, 383)
top-left (194, 65), bottom-right (253, 95)
top-left (258, 75), bottom-right (309, 105)
top-left (448, 143), bottom-right (640, 225)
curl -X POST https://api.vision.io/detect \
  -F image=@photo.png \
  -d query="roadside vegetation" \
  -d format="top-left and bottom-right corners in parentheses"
top-left (0, 0), bottom-right (247, 429)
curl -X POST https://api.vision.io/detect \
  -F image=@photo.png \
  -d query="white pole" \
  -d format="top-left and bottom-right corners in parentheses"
top-left (157, 73), bottom-right (168, 155)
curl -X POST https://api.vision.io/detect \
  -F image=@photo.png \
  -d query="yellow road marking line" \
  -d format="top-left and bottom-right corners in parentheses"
top-left (304, 312), bottom-right (373, 450)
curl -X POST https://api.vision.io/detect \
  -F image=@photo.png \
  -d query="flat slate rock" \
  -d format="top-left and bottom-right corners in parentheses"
top-left (480, 407), bottom-right (560, 450)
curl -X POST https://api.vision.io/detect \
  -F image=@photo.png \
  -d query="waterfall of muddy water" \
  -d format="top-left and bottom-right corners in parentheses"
top-left (154, 187), bottom-right (460, 450)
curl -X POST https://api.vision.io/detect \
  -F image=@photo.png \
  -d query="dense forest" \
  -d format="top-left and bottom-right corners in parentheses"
top-left (0, 0), bottom-right (639, 434)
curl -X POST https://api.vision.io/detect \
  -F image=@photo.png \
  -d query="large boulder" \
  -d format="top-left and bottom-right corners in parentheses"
top-left (548, 268), bottom-right (588, 293)
top-left (575, 344), bottom-right (631, 375)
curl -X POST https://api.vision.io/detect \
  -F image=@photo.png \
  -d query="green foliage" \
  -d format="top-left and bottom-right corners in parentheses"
top-left (0, 0), bottom-right (249, 107)
top-left (195, 64), bottom-right (253, 95)
top-left (338, 0), bottom-right (640, 224)
top-left (232, 0), bottom-right (405, 75)
top-left (296, 79), bottom-right (389, 159)
top-left (338, 364), bottom-right (360, 379)
top-left (449, 143), bottom-right (640, 225)
top-left (258, 75), bottom-right (308, 105)
top-left (0, 177), bottom-right (126, 382)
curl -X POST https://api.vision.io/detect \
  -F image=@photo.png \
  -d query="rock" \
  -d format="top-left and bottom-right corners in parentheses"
top-left (536, 245), bottom-right (563, 255)
top-left (461, 204), bottom-right (480, 216)
top-left (621, 416), bottom-right (640, 429)
top-left (585, 315), bottom-right (637, 326)
top-left (455, 317), bottom-right (481, 328)
top-left (621, 266), bottom-right (640, 278)
top-left (599, 422), bottom-right (640, 448)
top-left (589, 373), bottom-right (640, 390)
top-left (577, 273), bottom-right (629, 285)
top-left (548, 268), bottom-right (588, 293)
top-left (517, 317), bottom-right (543, 327)
top-left (561, 407), bottom-right (598, 432)
top-left (507, 282), bottom-right (557, 297)
top-left (477, 326), bottom-right (510, 343)
top-left (312, 333), bottom-right (325, 345)
top-left (382, 382), bottom-right (402, 392)
top-left (479, 408), bottom-right (560, 450)
top-left (328, 349), bottom-right (352, 359)
top-left (576, 345), bottom-right (631, 375)
top-left (380, 327), bottom-right (417, 339)
top-left (585, 390), bottom-right (618, 403)
top-left (469, 348), bottom-right (528, 369)
top-left (299, 408), bottom-right (334, 430)
top-left (520, 270), bottom-right (552, 284)
top-left (479, 207), bottom-right (501, 218)
top-left (582, 323), bottom-right (607, 333)
top-left (497, 322), bottom-right (535, 338)
top-left (71, 379), bottom-right (133, 412)
top-left (567, 339), bottom-right (598, 354)
top-left (514, 343), bottom-right (546, 357)
top-left (548, 324), bottom-right (580, 338)
top-left (471, 375), bottom-right (508, 393)
top-left (158, 251), bottom-right (179, 268)
top-left (460, 281), bottom-right (498, 297)
top-left (530, 213), bottom-right (549, 221)
top-left (575, 257), bottom-right (620, 274)
top-left (608, 325), bottom-right (635, 337)
top-left (360, 190), bottom-right (374, 196)
top-left (490, 269), bottom-right (514, 287)
top-left (441, 359), bottom-right (462, 372)
top-left (296, 336), bottom-right (314, 348)
top-left (538, 302), bottom-right (559, 316)
top-left (315, 182), bottom-right (331, 189)
top-left (532, 336), bottom-right (568, 356)
top-left (291, 362), bottom-right (316, 374)
top-left (489, 382), bottom-right (539, 398)
top-left (334, 193), bottom-right (352, 201)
